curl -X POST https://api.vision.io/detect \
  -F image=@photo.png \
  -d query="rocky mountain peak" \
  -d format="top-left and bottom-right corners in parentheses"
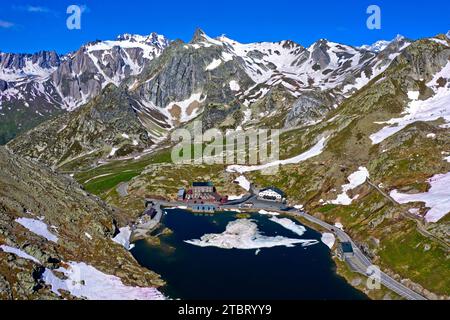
top-left (359, 34), bottom-right (407, 52)
top-left (190, 28), bottom-right (208, 43)
top-left (116, 32), bottom-right (170, 49)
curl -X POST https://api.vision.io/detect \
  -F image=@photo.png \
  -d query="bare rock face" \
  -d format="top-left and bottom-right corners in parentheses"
top-left (8, 84), bottom-right (154, 169)
top-left (0, 33), bottom-right (170, 144)
top-left (2, 29), bottom-right (414, 147)
top-left (0, 147), bottom-right (163, 299)
top-left (285, 91), bottom-right (335, 127)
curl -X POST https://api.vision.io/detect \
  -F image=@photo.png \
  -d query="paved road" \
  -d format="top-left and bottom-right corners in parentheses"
top-left (145, 196), bottom-right (427, 300)
top-left (289, 209), bottom-right (426, 300)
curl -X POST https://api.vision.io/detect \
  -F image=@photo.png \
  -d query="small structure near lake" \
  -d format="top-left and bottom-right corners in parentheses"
top-left (258, 187), bottom-right (285, 203)
top-left (337, 241), bottom-right (354, 261)
top-left (184, 181), bottom-right (227, 205)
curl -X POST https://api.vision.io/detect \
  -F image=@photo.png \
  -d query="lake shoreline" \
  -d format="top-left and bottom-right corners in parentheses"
top-left (131, 208), bottom-right (369, 300)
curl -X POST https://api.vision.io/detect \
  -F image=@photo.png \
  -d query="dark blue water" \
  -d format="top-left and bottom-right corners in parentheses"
top-left (131, 209), bottom-right (367, 300)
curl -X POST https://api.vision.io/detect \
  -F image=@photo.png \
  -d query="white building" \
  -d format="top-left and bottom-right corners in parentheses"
top-left (257, 187), bottom-right (285, 202)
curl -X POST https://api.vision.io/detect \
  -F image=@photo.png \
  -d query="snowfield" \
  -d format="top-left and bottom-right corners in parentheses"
top-left (370, 62), bottom-right (450, 144)
top-left (42, 262), bottom-right (165, 300)
top-left (226, 137), bottom-right (327, 174)
top-left (390, 172), bottom-right (450, 222)
top-left (234, 175), bottom-right (251, 191)
top-left (15, 218), bottom-right (59, 243)
top-left (0, 245), bottom-right (41, 264)
top-left (185, 219), bottom-right (318, 249)
top-left (329, 167), bottom-right (369, 205)
top-left (112, 226), bottom-right (134, 250)
top-left (1, 244), bottom-right (164, 300)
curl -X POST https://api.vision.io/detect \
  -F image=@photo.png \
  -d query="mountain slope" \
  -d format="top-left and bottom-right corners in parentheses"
top-left (0, 33), bottom-right (170, 144)
top-left (90, 34), bottom-right (450, 298)
top-left (8, 84), bottom-right (159, 170)
top-left (0, 147), bottom-right (163, 299)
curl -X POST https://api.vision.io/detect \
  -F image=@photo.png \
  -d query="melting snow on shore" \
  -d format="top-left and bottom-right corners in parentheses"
top-left (112, 226), bottom-right (134, 250)
top-left (42, 262), bottom-right (165, 300)
top-left (15, 218), bottom-right (59, 243)
top-left (321, 233), bottom-right (336, 249)
top-left (390, 172), bottom-right (450, 222)
top-left (258, 209), bottom-right (280, 216)
top-left (0, 245), bottom-right (41, 263)
top-left (185, 219), bottom-right (318, 249)
top-left (227, 194), bottom-right (245, 200)
top-left (334, 222), bottom-right (344, 230)
top-left (328, 167), bottom-right (369, 205)
top-left (234, 175), bottom-right (251, 191)
top-left (269, 217), bottom-right (307, 236)
top-left (226, 137), bottom-right (327, 173)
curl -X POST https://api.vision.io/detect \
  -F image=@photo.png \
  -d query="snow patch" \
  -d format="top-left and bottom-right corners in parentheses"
top-left (109, 147), bottom-right (119, 157)
top-left (42, 262), bottom-right (164, 300)
top-left (258, 209), bottom-right (280, 216)
top-left (390, 172), bottom-right (450, 222)
top-left (226, 137), bottom-right (327, 174)
top-left (227, 194), bottom-right (245, 200)
top-left (112, 227), bottom-right (134, 250)
top-left (234, 175), bottom-right (251, 191)
top-left (15, 218), bottom-right (59, 243)
top-left (334, 222), bottom-right (344, 230)
top-left (205, 58), bottom-right (222, 71)
top-left (370, 75), bottom-right (450, 144)
top-left (329, 167), bottom-right (369, 205)
top-left (229, 80), bottom-right (240, 91)
top-left (0, 245), bottom-right (41, 264)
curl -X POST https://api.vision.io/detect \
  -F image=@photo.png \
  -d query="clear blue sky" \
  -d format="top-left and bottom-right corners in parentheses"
top-left (1, 0), bottom-right (449, 54)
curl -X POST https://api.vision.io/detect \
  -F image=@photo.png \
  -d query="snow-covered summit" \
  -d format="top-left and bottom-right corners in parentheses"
top-left (359, 34), bottom-right (405, 52)
top-left (116, 32), bottom-right (170, 49)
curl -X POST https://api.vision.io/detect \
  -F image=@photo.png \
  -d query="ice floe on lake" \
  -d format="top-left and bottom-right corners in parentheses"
top-left (258, 209), bottom-right (280, 216)
top-left (185, 219), bottom-right (318, 250)
top-left (268, 217), bottom-right (307, 236)
top-left (321, 233), bottom-right (336, 249)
